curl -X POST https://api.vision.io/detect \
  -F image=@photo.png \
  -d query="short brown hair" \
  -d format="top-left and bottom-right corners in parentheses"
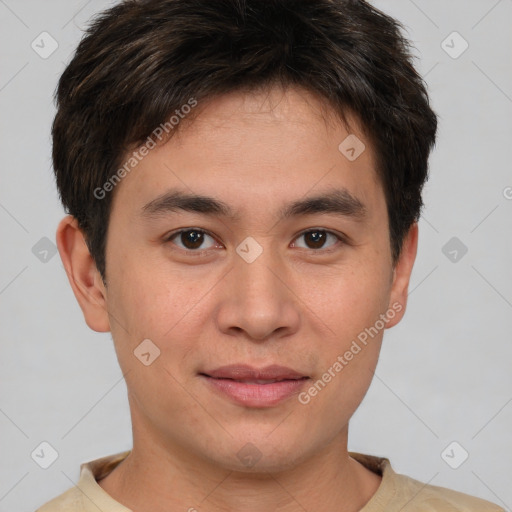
top-left (52, 0), bottom-right (438, 283)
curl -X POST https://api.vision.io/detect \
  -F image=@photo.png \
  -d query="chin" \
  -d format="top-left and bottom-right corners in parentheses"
top-left (202, 430), bottom-right (317, 474)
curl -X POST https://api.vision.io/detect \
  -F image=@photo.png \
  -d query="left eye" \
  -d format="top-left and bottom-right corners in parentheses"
top-left (291, 229), bottom-right (341, 250)
top-left (166, 228), bottom-right (342, 253)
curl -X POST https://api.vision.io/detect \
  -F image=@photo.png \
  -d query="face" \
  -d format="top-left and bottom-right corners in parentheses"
top-left (59, 85), bottom-right (416, 473)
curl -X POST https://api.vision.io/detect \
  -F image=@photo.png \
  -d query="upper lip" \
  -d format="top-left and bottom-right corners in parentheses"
top-left (201, 364), bottom-right (308, 381)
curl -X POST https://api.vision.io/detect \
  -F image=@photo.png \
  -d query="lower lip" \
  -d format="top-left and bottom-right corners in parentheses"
top-left (201, 376), bottom-right (309, 407)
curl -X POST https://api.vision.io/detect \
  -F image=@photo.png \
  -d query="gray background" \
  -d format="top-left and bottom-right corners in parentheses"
top-left (1, 0), bottom-right (511, 510)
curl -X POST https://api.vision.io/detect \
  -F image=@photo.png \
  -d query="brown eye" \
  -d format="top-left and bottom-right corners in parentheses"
top-left (293, 229), bottom-right (341, 250)
top-left (167, 229), bottom-right (217, 251)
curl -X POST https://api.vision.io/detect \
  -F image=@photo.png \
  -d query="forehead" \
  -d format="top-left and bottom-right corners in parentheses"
top-left (174, 86), bottom-right (363, 146)
top-left (111, 85), bottom-right (382, 219)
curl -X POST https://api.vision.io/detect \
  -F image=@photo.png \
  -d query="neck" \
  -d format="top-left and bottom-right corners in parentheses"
top-left (98, 427), bottom-right (381, 512)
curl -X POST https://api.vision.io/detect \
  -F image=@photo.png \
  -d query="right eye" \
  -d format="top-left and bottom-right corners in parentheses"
top-left (165, 228), bottom-right (221, 254)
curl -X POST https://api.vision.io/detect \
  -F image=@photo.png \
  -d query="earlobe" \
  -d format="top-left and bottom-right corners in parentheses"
top-left (386, 223), bottom-right (419, 329)
top-left (56, 215), bottom-right (111, 333)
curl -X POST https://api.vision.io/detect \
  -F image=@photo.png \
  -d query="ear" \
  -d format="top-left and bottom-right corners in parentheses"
top-left (385, 223), bottom-right (418, 328)
top-left (56, 215), bottom-right (110, 332)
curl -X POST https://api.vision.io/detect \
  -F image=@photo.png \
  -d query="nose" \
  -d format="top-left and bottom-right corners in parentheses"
top-left (215, 243), bottom-right (301, 342)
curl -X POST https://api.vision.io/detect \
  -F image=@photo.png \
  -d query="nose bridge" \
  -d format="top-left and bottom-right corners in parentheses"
top-left (234, 235), bottom-right (285, 305)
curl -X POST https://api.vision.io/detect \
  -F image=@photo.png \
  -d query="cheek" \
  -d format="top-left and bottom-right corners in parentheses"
top-left (296, 269), bottom-right (388, 428)
top-left (105, 254), bottom-right (225, 390)
top-left (305, 261), bottom-right (391, 340)
top-left (298, 261), bottom-right (390, 395)
top-left (107, 250), bottom-right (203, 336)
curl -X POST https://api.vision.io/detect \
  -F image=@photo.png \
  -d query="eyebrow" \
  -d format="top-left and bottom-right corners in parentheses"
top-left (141, 187), bottom-right (367, 223)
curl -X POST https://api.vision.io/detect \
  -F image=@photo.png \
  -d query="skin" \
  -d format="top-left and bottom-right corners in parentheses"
top-left (56, 85), bottom-right (418, 512)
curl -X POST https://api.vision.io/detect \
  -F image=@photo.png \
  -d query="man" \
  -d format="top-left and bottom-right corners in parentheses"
top-left (37, 0), bottom-right (504, 510)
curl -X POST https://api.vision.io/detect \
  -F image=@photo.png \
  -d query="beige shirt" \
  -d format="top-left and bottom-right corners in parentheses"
top-left (35, 450), bottom-right (504, 511)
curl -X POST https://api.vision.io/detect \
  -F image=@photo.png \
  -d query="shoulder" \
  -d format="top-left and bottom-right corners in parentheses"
top-left (392, 470), bottom-right (505, 511)
top-left (349, 452), bottom-right (504, 512)
top-left (33, 450), bottom-right (131, 512)
top-left (35, 486), bottom-right (83, 512)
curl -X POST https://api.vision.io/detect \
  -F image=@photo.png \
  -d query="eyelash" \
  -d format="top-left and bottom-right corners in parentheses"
top-left (164, 228), bottom-right (346, 256)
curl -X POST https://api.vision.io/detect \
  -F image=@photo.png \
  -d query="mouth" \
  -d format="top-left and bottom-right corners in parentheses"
top-left (202, 377), bottom-right (309, 384)
top-left (199, 364), bottom-right (310, 407)
top-left (200, 364), bottom-right (309, 381)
